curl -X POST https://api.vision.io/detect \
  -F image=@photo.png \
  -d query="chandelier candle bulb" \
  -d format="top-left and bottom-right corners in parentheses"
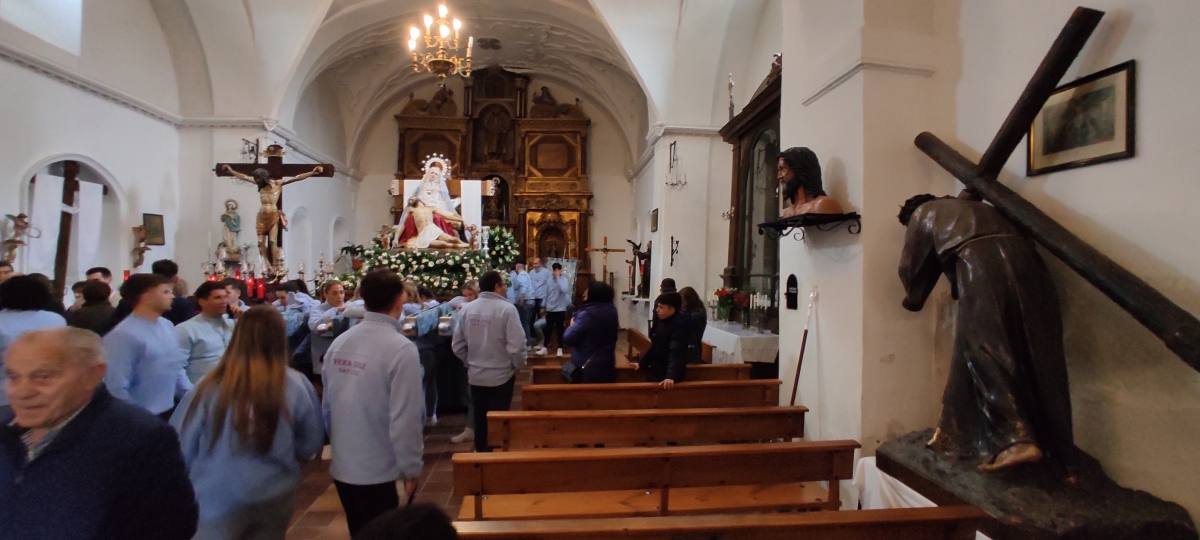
top-left (467, 36), bottom-right (473, 58)
top-left (438, 3), bottom-right (447, 17)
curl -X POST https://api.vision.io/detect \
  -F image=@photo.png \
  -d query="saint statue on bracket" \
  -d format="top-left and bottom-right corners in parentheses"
top-left (777, 147), bottom-right (844, 217)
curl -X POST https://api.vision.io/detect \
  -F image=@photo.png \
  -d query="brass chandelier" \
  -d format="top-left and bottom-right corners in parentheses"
top-left (408, 3), bottom-right (473, 83)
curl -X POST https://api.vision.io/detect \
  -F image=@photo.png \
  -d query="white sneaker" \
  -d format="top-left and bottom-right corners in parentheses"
top-left (556, 348), bottom-right (564, 356)
top-left (534, 346), bottom-right (548, 355)
top-left (450, 427), bottom-right (474, 444)
top-left (425, 414), bottom-right (439, 427)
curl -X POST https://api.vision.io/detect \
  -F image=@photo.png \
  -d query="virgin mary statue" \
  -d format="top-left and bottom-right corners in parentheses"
top-left (394, 156), bottom-right (467, 249)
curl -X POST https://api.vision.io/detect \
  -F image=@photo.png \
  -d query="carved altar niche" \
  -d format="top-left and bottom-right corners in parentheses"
top-left (516, 118), bottom-right (589, 193)
top-left (524, 210), bottom-right (583, 261)
top-left (393, 115), bottom-right (468, 180)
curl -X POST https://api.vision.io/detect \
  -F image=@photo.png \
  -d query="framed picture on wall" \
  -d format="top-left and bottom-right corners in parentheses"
top-left (1027, 60), bottom-right (1135, 176)
top-left (650, 208), bottom-right (659, 232)
top-left (142, 213), bottom-right (165, 245)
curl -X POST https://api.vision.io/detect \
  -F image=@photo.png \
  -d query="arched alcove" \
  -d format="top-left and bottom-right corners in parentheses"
top-left (17, 156), bottom-right (126, 293)
top-left (285, 206), bottom-right (312, 279)
top-left (330, 216), bottom-right (349, 272)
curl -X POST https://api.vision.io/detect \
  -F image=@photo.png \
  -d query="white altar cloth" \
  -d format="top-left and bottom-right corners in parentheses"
top-left (855, 457), bottom-right (991, 539)
top-left (702, 320), bottom-right (778, 364)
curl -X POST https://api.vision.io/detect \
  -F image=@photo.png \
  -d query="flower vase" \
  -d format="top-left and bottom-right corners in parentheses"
top-left (717, 304), bottom-right (730, 321)
top-left (742, 308), bottom-right (751, 329)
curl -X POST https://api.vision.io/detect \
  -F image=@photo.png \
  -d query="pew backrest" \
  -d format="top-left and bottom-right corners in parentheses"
top-left (521, 379), bottom-right (781, 410)
top-left (487, 406), bottom-right (807, 450)
top-left (529, 363), bottom-right (750, 384)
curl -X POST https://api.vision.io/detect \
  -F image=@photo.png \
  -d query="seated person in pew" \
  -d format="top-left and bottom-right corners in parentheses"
top-left (677, 286), bottom-right (708, 364)
top-left (561, 282), bottom-right (619, 383)
top-left (632, 292), bottom-right (687, 388)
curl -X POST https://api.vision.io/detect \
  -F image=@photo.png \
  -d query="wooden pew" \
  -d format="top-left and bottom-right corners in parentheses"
top-left (625, 327), bottom-right (651, 362)
top-left (526, 354), bottom-right (567, 367)
top-left (453, 506), bottom-right (987, 539)
top-left (529, 362), bottom-right (751, 384)
top-left (522, 379), bottom-right (780, 410)
top-left (453, 440), bottom-right (859, 520)
top-left (487, 406), bottom-right (807, 450)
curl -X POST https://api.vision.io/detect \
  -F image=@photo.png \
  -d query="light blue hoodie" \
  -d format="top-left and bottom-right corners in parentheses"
top-left (170, 368), bottom-right (324, 525)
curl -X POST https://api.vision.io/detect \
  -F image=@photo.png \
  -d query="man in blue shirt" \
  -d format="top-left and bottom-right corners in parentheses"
top-left (103, 274), bottom-right (192, 419)
top-left (509, 263), bottom-right (533, 344)
top-left (175, 282), bottom-right (234, 383)
top-left (0, 275), bottom-right (67, 406)
top-left (542, 263), bottom-right (572, 355)
top-left (452, 271), bottom-right (527, 452)
top-left (323, 270), bottom-right (424, 537)
top-left (526, 257), bottom-right (552, 354)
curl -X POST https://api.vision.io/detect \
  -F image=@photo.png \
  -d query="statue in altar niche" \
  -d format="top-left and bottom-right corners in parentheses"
top-left (218, 199), bottom-right (242, 262)
top-left (529, 86), bottom-right (584, 119)
top-left (221, 162), bottom-right (324, 277)
top-left (393, 156), bottom-right (469, 250)
top-left (778, 147), bottom-right (843, 217)
top-left (897, 193), bottom-right (1076, 473)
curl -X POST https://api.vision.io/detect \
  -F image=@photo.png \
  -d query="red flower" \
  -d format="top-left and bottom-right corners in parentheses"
top-left (732, 292), bottom-right (750, 308)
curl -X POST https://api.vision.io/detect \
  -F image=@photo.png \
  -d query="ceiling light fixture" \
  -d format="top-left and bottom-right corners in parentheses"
top-left (408, 3), bottom-right (472, 84)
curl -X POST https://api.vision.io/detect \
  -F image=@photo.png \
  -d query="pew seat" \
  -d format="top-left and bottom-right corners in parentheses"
top-left (453, 506), bottom-right (987, 539)
top-left (453, 440), bottom-right (859, 520)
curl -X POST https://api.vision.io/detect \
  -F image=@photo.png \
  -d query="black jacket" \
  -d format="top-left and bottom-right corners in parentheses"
top-left (642, 314), bottom-right (687, 382)
top-left (0, 386), bottom-right (198, 539)
top-left (67, 301), bottom-right (115, 335)
top-left (680, 309), bottom-right (708, 363)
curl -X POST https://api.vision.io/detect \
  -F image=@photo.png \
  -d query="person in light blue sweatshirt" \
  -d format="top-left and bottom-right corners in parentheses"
top-left (542, 262), bottom-right (573, 354)
top-left (103, 273), bottom-right (192, 419)
top-left (526, 258), bottom-right (552, 352)
top-left (171, 305), bottom-right (324, 540)
top-left (452, 270), bottom-right (527, 452)
top-left (0, 275), bottom-right (67, 406)
top-left (323, 270), bottom-right (424, 537)
top-left (308, 280), bottom-right (351, 374)
top-left (175, 282), bottom-right (234, 383)
top-left (509, 263), bottom-right (533, 342)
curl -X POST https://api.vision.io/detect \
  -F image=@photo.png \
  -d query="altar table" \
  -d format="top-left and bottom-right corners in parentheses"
top-left (702, 320), bottom-right (779, 364)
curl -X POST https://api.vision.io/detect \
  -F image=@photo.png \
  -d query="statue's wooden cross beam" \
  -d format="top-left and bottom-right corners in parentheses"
top-left (916, 6), bottom-right (1200, 372)
top-left (585, 236), bottom-right (625, 285)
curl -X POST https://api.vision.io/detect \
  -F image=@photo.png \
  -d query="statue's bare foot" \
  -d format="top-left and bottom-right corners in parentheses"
top-left (925, 428), bottom-right (953, 452)
top-left (978, 442), bottom-right (1042, 472)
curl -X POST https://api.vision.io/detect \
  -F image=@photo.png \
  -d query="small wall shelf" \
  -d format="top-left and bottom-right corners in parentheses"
top-left (757, 212), bottom-right (862, 241)
top-left (622, 294), bottom-right (652, 304)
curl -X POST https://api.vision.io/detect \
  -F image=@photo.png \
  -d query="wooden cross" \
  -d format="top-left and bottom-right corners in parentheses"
top-left (213, 145), bottom-right (334, 275)
top-left (51, 161), bottom-right (80, 297)
top-left (585, 236), bottom-right (624, 286)
top-left (916, 6), bottom-right (1200, 372)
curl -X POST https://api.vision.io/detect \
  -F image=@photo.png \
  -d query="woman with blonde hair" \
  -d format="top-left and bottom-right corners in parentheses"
top-left (170, 305), bottom-right (325, 539)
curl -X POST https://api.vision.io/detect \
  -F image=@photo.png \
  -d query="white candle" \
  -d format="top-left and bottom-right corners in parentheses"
top-left (467, 36), bottom-right (473, 59)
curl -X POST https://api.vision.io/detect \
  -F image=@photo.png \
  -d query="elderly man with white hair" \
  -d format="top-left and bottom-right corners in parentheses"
top-left (0, 327), bottom-right (198, 539)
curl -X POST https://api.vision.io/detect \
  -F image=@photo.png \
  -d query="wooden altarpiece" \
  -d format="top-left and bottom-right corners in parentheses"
top-left (393, 67), bottom-right (594, 293)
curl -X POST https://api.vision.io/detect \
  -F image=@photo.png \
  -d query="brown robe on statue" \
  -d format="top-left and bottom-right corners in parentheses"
top-left (899, 198), bottom-right (1075, 466)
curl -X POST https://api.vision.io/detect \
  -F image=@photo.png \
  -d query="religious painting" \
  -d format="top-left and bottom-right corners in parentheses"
top-left (1028, 60), bottom-right (1135, 176)
top-left (473, 104), bottom-right (515, 164)
top-left (142, 213), bottom-right (165, 245)
top-left (650, 208), bottom-right (659, 232)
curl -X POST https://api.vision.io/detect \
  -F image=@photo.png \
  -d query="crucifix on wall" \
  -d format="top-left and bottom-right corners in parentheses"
top-left (585, 236), bottom-right (624, 287)
top-left (213, 144), bottom-right (334, 280)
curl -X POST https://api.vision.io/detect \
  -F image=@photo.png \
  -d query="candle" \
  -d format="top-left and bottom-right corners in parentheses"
top-left (122, 269), bottom-right (130, 281)
top-left (256, 281), bottom-right (266, 300)
top-left (467, 36), bottom-right (473, 59)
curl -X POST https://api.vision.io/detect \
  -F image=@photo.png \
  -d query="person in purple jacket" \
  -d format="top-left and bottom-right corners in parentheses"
top-left (562, 282), bottom-right (619, 383)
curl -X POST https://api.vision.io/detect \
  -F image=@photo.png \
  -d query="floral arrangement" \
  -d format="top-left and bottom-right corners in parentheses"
top-left (732, 291), bottom-right (751, 308)
top-left (332, 227), bottom-right (520, 293)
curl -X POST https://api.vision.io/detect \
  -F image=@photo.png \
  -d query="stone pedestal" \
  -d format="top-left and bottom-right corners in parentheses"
top-left (877, 430), bottom-right (1197, 540)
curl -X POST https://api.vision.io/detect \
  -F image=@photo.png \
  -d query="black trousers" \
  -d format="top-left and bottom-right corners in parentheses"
top-left (544, 311), bottom-right (566, 349)
top-left (470, 377), bottom-right (516, 452)
top-left (334, 480), bottom-right (399, 538)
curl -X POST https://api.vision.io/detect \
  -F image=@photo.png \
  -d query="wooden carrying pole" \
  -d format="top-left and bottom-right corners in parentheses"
top-left (789, 288), bottom-right (816, 406)
top-left (915, 6), bottom-right (1200, 372)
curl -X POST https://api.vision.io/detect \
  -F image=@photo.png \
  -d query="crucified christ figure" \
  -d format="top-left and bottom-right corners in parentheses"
top-left (222, 164), bottom-right (323, 277)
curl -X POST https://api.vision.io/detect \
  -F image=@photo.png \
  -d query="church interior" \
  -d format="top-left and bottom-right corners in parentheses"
top-left (0, 0), bottom-right (1198, 538)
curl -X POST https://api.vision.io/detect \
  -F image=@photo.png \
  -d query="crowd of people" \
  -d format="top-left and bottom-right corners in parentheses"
top-left (0, 255), bottom-right (710, 539)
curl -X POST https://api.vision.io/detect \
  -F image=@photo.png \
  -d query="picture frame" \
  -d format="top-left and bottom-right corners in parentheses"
top-left (650, 208), bottom-right (659, 232)
top-left (1027, 60), bottom-right (1135, 176)
top-left (142, 213), bottom-right (165, 246)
